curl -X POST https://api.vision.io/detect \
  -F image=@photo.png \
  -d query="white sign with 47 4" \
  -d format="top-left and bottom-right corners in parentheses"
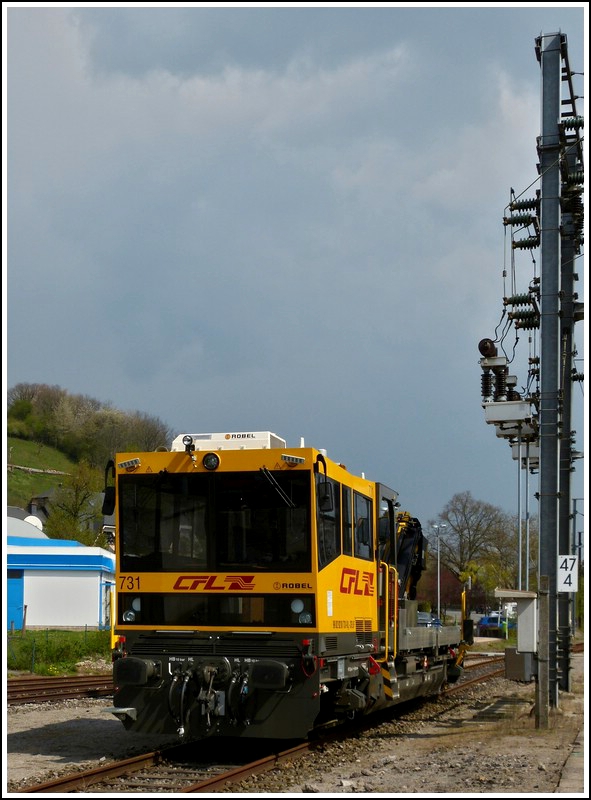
top-left (557, 555), bottom-right (578, 592)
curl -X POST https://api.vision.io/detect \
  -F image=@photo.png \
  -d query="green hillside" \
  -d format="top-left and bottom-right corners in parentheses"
top-left (7, 437), bottom-right (77, 509)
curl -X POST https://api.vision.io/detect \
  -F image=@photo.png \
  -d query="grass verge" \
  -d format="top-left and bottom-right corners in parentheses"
top-left (6, 628), bottom-right (112, 675)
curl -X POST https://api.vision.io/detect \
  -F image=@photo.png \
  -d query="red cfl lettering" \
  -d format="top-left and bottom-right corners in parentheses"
top-left (340, 568), bottom-right (374, 596)
top-left (173, 575), bottom-right (255, 591)
top-left (174, 575), bottom-right (225, 590)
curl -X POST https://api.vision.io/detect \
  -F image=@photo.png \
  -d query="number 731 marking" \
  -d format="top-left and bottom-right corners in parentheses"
top-left (119, 575), bottom-right (140, 590)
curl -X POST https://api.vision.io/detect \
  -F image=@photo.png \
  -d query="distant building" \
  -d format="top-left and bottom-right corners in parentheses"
top-left (6, 512), bottom-right (115, 631)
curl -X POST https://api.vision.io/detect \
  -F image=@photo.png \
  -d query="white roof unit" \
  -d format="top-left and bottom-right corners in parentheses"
top-left (171, 431), bottom-right (287, 452)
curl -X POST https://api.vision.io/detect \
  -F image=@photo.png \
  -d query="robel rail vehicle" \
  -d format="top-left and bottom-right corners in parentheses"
top-left (101, 431), bottom-right (472, 741)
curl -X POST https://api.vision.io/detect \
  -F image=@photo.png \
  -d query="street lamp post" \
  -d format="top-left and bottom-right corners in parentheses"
top-left (432, 524), bottom-right (447, 622)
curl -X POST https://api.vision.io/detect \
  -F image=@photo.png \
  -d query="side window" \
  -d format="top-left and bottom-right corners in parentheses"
top-left (342, 485), bottom-right (353, 556)
top-left (378, 514), bottom-right (391, 562)
top-left (354, 492), bottom-right (373, 561)
top-left (316, 475), bottom-right (341, 569)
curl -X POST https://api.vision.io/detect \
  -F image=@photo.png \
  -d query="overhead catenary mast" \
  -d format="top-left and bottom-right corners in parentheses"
top-left (478, 31), bottom-right (584, 727)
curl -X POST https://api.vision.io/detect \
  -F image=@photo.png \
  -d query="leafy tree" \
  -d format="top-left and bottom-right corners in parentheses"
top-left (85, 407), bottom-right (129, 467)
top-left (7, 396), bottom-right (44, 440)
top-left (42, 461), bottom-right (104, 545)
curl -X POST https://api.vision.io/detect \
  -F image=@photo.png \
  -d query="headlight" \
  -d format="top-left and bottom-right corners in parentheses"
top-left (122, 610), bottom-right (136, 623)
top-left (202, 452), bottom-right (220, 470)
top-left (291, 598), bottom-right (313, 624)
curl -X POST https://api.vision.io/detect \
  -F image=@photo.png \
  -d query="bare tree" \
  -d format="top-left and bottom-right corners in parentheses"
top-left (430, 491), bottom-right (516, 606)
top-left (125, 411), bottom-right (173, 452)
top-left (7, 382), bottom-right (41, 405)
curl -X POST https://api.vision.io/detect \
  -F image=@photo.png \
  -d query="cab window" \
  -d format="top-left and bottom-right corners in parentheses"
top-left (316, 475), bottom-right (341, 569)
top-left (354, 492), bottom-right (373, 560)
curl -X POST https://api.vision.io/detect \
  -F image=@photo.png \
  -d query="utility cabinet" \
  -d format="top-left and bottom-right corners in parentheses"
top-left (505, 647), bottom-right (536, 682)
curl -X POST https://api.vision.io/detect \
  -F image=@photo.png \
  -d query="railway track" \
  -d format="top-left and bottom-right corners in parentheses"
top-left (13, 653), bottom-right (510, 794)
top-left (447, 653), bottom-right (506, 691)
top-left (7, 674), bottom-right (113, 705)
top-left (14, 740), bottom-right (312, 794)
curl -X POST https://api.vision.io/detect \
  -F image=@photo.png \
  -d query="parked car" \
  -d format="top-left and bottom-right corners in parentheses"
top-left (477, 612), bottom-right (516, 637)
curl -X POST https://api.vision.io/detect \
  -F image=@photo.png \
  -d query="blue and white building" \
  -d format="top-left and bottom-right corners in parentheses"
top-left (6, 514), bottom-right (115, 631)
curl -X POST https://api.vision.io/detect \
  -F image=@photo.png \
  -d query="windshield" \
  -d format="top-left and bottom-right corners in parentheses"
top-left (118, 469), bottom-right (311, 572)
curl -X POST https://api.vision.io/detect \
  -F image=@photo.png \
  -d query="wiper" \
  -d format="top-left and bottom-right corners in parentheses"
top-left (260, 467), bottom-right (296, 508)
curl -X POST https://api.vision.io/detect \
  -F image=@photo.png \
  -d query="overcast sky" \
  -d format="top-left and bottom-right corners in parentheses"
top-left (4, 3), bottom-right (587, 529)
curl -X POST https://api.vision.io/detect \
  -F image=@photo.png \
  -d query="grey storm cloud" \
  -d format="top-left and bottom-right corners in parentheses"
top-left (6, 4), bottom-right (586, 524)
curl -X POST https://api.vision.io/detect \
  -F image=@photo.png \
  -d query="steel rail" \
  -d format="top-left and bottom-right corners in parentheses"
top-left (15, 749), bottom-right (170, 793)
top-left (8, 675), bottom-right (113, 705)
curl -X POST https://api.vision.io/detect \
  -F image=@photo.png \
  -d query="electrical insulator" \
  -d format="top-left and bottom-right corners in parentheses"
top-left (503, 214), bottom-right (537, 226)
top-left (493, 366), bottom-right (508, 400)
top-left (512, 236), bottom-right (540, 250)
top-left (481, 370), bottom-right (493, 400)
top-left (515, 318), bottom-right (540, 330)
top-left (509, 310), bottom-right (538, 322)
top-left (504, 294), bottom-right (534, 306)
top-left (509, 197), bottom-right (539, 212)
top-left (564, 169), bottom-right (584, 186)
top-left (562, 116), bottom-right (584, 130)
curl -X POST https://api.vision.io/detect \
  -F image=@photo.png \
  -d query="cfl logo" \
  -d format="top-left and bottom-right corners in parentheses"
top-left (173, 575), bottom-right (255, 591)
top-left (340, 568), bottom-right (374, 596)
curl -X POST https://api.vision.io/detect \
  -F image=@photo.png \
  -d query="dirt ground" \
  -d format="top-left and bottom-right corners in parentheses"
top-left (4, 651), bottom-right (586, 796)
top-left (229, 652), bottom-right (586, 795)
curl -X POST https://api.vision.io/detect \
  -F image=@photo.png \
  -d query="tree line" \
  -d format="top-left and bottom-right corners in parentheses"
top-left (8, 382), bottom-right (173, 467)
top-left (8, 382), bottom-right (174, 547)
